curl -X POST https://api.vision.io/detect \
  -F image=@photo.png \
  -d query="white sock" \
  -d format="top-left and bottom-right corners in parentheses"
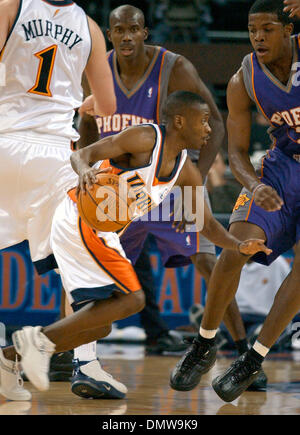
top-left (253, 340), bottom-right (270, 357)
top-left (199, 327), bottom-right (218, 339)
top-left (74, 341), bottom-right (97, 363)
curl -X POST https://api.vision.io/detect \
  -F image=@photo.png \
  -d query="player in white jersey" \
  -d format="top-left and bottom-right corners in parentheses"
top-left (0, 0), bottom-right (116, 401)
top-left (0, 91), bottom-right (271, 398)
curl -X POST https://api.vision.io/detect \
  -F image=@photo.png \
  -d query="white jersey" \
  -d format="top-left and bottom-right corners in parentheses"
top-left (0, 0), bottom-right (91, 141)
top-left (96, 124), bottom-right (187, 221)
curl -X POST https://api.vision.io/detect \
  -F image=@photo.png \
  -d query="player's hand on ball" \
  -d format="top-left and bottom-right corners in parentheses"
top-left (253, 184), bottom-right (283, 212)
top-left (77, 166), bottom-right (112, 195)
top-left (238, 239), bottom-right (272, 256)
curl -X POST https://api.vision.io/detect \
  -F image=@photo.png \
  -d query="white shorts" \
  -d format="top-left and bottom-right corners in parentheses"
top-left (0, 131), bottom-right (78, 273)
top-left (50, 195), bottom-right (141, 307)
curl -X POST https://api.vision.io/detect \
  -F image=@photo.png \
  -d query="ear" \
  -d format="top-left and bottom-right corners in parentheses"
top-left (106, 29), bottom-right (112, 42)
top-left (143, 27), bottom-right (149, 41)
top-left (173, 114), bottom-right (185, 130)
top-left (284, 23), bottom-right (294, 36)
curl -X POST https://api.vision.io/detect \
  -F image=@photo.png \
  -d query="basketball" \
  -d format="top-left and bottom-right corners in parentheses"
top-left (77, 173), bottom-right (135, 232)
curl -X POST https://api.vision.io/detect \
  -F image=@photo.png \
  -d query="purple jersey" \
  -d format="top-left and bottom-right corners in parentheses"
top-left (243, 35), bottom-right (300, 160)
top-left (96, 47), bottom-right (168, 138)
top-left (231, 39), bottom-right (300, 266)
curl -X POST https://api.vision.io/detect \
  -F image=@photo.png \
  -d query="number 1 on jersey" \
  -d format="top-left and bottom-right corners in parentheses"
top-left (28, 45), bottom-right (57, 97)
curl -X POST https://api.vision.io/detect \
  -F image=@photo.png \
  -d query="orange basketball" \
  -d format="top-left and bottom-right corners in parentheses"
top-left (77, 173), bottom-right (135, 232)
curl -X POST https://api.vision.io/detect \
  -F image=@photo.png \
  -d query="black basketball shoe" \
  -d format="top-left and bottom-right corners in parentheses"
top-left (212, 352), bottom-right (262, 402)
top-left (170, 338), bottom-right (217, 391)
top-left (247, 368), bottom-right (267, 391)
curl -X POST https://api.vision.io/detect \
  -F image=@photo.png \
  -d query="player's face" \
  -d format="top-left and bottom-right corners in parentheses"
top-left (108, 14), bottom-right (148, 60)
top-left (184, 104), bottom-right (211, 149)
top-left (248, 13), bottom-right (293, 64)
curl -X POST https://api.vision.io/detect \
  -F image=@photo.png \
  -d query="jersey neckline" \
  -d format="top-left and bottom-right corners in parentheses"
top-left (112, 46), bottom-right (162, 99)
top-left (42, 0), bottom-right (74, 6)
top-left (255, 36), bottom-right (298, 94)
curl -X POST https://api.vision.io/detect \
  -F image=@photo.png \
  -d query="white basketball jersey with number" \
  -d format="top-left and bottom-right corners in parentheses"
top-left (0, 0), bottom-right (91, 141)
top-left (98, 124), bottom-right (187, 220)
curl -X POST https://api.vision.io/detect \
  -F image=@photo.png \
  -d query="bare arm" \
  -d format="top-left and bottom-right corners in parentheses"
top-left (176, 158), bottom-right (271, 255)
top-left (71, 125), bottom-right (155, 191)
top-left (168, 56), bottom-right (225, 178)
top-left (76, 74), bottom-right (99, 149)
top-left (85, 17), bottom-right (116, 117)
top-left (227, 69), bottom-right (283, 211)
top-left (0, 0), bottom-right (19, 51)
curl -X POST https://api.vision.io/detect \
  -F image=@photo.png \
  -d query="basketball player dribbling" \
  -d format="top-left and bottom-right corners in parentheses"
top-left (0, 91), bottom-right (271, 398)
top-left (76, 4), bottom-right (267, 397)
top-left (0, 0), bottom-right (116, 401)
top-left (170, 0), bottom-right (300, 402)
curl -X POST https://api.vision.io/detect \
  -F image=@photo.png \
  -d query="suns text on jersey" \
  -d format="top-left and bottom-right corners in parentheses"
top-left (96, 114), bottom-right (154, 135)
top-left (21, 19), bottom-right (83, 50)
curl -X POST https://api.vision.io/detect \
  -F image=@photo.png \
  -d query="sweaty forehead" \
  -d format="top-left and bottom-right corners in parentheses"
top-left (110, 11), bottom-right (144, 28)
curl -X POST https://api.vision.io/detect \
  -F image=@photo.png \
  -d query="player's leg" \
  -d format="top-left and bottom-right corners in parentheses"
top-left (5, 197), bottom-right (145, 395)
top-left (170, 220), bottom-right (265, 391)
top-left (212, 240), bottom-right (300, 402)
top-left (121, 219), bottom-right (187, 353)
top-left (191, 251), bottom-right (248, 345)
top-left (190, 250), bottom-right (268, 391)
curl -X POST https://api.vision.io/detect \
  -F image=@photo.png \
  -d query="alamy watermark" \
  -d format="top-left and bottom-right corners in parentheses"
top-left (93, 184), bottom-right (205, 232)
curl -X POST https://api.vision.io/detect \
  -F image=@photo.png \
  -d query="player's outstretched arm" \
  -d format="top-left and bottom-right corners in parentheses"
top-left (71, 125), bottom-right (156, 192)
top-left (84, 17), bottom-right (116, 117)
top-left (176, 158), bottom-right (272, 256)
top-left (168, 56), bottom-right (225, 178)
top-left (227, 69), bottom-right (283, 211)
top-left (0, 0), bottom-right (20, 51)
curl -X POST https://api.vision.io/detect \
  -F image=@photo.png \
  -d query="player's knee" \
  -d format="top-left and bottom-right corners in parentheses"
top-left (101, 324), bottom-right (112, 337)
top-left (191, 253), bottom-right (216, 281)
top-left (292, 243), bottom-right (300, 275)
top-left (130, 289), bottom-right (145, 314)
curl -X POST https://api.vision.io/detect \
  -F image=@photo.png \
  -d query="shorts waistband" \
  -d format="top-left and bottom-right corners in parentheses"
top-left (0, 131), bottom-right (72, 148)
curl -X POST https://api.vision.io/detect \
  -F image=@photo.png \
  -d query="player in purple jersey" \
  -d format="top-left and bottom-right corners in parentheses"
top-left (171, 0), bottom-right (300, 402)
top-left (77, 3), bottom-right (269, 394)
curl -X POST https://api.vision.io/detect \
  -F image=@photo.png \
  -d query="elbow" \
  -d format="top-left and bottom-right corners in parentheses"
top-left (94, 96), bottom-right (116, 117)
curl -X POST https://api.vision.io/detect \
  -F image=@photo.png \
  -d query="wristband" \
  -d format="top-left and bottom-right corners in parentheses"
top-left (252, 183), bottom-right (265, 196)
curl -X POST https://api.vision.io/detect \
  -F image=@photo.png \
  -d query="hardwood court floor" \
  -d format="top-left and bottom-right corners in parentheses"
top-left (1, 345), bottom-right (300, 415)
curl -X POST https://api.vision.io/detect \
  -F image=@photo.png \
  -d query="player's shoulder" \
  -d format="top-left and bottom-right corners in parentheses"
top-left (0, 0), bottom-right (20, 17)
top-left (117, 124), bottom-right (157, 152)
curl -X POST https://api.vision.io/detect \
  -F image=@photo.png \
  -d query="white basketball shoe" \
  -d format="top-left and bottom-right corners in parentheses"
top-left (0, 348), bottom-right (31, 401)
top-left (12, 326), bottom-right (56, 391)
top-left (71, 359), bottom-right (128, 399)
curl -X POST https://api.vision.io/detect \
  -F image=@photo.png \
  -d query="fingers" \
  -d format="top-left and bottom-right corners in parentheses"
top-left (254, 186), bottom-right (284, 211)
top-left (283, 0), bottom-right (300, 16)
top-left (172, 220), bottom-right (185, 233)
top-left (239, 239), bottom-right (273, 256)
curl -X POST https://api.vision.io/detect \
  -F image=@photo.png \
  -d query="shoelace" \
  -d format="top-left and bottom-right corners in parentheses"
top-left (231, 359), bottom-right (260, 384)
top-left (181, 340), bottom-right (210, 372)
top-left (13, 355), bottom-right (24, 388)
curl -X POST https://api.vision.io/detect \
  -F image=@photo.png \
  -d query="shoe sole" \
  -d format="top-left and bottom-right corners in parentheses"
top-left (0, 387), bottom-right (32, 401)
top-left (212, 374), bottom-right (260, 402)
top-left (71, 380), bottom-right (126, 400)
top-left (170, 359), bottom-right (216, 392)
